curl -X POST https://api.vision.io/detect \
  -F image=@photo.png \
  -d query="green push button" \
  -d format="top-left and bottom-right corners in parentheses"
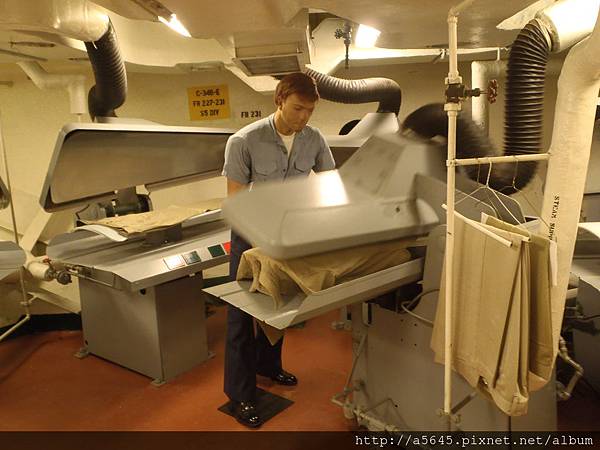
top-left (183, 251), bottom-right (201, 264)
top-left (208, 244), bottom-right (226, 257)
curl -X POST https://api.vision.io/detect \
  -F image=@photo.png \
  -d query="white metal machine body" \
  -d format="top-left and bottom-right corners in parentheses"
top-left (40, 114), bottom-right (398, 384)
top-left (41, 121), bottom-right (236, 384)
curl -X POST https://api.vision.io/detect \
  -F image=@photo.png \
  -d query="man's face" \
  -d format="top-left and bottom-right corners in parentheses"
top-left (278, 93), bottom-right (316, 132)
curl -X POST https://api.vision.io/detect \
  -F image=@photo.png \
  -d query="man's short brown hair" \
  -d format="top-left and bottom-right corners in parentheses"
top-left (274, 72), bottom-right (319, 106)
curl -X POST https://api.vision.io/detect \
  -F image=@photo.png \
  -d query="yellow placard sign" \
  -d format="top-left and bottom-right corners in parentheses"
top-left (188, 84), bottom-right (230, 120)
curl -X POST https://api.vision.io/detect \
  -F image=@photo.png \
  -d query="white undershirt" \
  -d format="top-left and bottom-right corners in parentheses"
top-left (277, 131), bottom-right (295, 159)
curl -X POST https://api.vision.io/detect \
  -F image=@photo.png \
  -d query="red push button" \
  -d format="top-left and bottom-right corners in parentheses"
top-left (223, 241), bottom-right (231, 254)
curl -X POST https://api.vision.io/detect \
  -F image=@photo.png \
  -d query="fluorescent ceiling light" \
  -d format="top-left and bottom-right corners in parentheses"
top-left (355, 24), bottom-right (381, 48)
top-left (158, 14), bottom-right (191, 37)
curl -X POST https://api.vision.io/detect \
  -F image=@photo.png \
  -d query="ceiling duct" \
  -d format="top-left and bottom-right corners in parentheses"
top-left (0, 0), bottom-right (108, 42)
top-left (232, 43), bottom-right (307, 76)
top-left (230, 12), bottom-right (311, 77)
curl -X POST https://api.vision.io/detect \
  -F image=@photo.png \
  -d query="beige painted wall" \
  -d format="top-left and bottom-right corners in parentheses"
top-left (0, 60), bottom-right (559, 235)
top-left (0, 58), bottom-right (560, 321)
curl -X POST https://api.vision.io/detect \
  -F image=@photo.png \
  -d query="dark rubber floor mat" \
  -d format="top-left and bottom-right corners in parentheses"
top-left (218, 388), bottom-right (294, 424)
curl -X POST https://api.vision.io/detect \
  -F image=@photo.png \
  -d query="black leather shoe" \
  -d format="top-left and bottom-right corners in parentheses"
top-left (233, 401), bottom-right (262, 428)
top-left (268, 370), bottom-right (298, 386)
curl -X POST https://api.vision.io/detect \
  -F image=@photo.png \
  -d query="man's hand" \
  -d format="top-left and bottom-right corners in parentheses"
top-left (227, 179), bottom-right (247, 197)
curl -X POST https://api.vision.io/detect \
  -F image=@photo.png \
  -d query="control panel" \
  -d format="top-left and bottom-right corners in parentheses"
top-left (162, 242), bottom-right (230, 271)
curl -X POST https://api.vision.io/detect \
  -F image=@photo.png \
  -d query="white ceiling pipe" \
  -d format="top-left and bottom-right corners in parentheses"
top-left (539, 7), bottom-right (600, 360)
top-left (17, 61), bottom-right (86, 117)
top-left (471, 59), bottom-right (565, 134)
top-left (0, 0), bottom-right (108, 42)
top-left (1, 0), bottom-right (108, 117)
top-left (472, 0), bottom-right (600, 135)
top-left (536, 0), bottom-right (600, 52)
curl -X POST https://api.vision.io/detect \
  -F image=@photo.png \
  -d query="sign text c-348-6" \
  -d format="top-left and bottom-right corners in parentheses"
top-left (188, 85), bottom-right (230, 120)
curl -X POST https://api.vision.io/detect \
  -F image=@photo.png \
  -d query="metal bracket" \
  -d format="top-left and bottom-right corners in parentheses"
top-left (74, 347), bottom-right (90, 359)
top-left (151, 378), bottom-right (166, 387)
top-left (335, 21), bottom-right (353, 69)
top-left (436, 408), bottom-right (461, 426)
top-left (447, 79), bottom-right (497, 104)
top-left (445, 83), bottom-right (466, 103)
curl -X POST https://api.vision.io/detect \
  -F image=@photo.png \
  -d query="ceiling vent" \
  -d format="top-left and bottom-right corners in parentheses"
top-left (232, 37), bottom-right (310, 76)
top-left (233, 54), bottom-right (304, 76)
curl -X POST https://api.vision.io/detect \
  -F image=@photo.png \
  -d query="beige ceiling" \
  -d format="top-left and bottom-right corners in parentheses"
top-left (0, 0), bottom-right (550, 84)
top-left (97, 0), bottom-right (541, 48)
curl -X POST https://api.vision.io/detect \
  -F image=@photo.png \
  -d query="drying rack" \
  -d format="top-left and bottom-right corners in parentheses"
top-left (441, 0), bottom-right (551, 427)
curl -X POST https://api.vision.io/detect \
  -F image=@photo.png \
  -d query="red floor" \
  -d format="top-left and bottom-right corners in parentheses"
top-left (0, 308), bottom-right (356, 431)
top-left (0, 307), bottom-right (598, 432)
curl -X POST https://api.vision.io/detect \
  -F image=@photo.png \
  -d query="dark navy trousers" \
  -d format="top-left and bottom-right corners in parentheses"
top-left (223, 231), bottom-right (283, 402)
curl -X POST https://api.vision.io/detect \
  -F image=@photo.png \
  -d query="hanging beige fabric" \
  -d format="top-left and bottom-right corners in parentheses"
top-left (482, 215), bottom-right (554, 390)
top-left (431, 217), bottom-right (531, 416)
top-left (486, 235), bottom-right (530, 415)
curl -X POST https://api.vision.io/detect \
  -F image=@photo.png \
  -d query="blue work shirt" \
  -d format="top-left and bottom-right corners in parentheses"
top-left (222, 114), bottom-right (335, 185)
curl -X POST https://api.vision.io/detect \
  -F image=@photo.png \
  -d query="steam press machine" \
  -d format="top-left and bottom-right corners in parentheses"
top-left (37, 112), bottom-right (401, 384)
top-left (205, 131), bottom-right (525, 329)
top-left (205, 131), bottom-right (556, 431)
top-left (40, 122), bottom-right (234, 385)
